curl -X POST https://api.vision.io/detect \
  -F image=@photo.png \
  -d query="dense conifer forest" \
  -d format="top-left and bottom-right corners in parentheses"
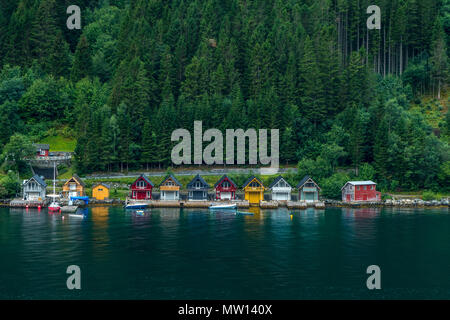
top-left (0, 0), bottom-right (449, 196)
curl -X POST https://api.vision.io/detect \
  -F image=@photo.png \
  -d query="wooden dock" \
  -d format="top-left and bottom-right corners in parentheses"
top-left (9, 199), bottom-right (47, 208)
top-left (61, 206), bottom-right (79, 213)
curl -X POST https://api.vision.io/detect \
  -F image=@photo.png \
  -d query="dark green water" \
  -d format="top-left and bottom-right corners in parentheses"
top-left (0, 206), bottom-right (449, 299)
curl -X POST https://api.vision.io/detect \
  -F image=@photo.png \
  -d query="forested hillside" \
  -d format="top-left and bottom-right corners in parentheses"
top-left (0, 0), bottom-right (449, 194)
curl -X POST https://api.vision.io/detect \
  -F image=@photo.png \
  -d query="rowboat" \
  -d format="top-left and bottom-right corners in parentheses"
top-left (125, 203), bottom-right (148, 210)
top-left (209, 203), bottom-right (237, 210)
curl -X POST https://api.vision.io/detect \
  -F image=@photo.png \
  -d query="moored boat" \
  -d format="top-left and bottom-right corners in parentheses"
top-left (125, 203), bottom-right (148, 210)
top-left (209, 203), bottom-right (237, 210)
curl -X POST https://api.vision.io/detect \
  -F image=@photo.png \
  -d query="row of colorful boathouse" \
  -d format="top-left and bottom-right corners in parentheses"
top-left (22, 173), bottom-right (381, 205)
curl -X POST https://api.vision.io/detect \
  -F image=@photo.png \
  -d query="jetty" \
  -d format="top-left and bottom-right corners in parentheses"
top-left (61, 206), bottom-right (78, 213)
top-left (9, 199), bottom-right (47, 208)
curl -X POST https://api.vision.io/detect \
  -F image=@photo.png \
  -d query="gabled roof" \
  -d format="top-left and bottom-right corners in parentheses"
top-left (296, 175), bottom-right (320, 190)
top-left (25, 174), bottom-right (47, 187)
top-left (133, 174), bottom-right (154, 187)
top-left (160, 174), bottom-right (182, 187)
top-left (34, 143), bottom-right (50, 150)
top-left (65, 174), bottom-right (85, 187)
top-left (242, 175), bottom-right (264, 189)
top-left (187, 174), bottom-right (209, 189)
top-left (214, 174), bottom-right (237, 188)
top-left (346, 181), bottom-right (377, 186)
top-left (93, 182), bottom-right (111, 189)
top-left (341, 181), bottom-right (376, 190)
top-left (268, 175), bottom-right (292, 189)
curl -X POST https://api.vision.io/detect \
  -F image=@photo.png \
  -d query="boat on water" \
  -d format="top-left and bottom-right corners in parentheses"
top-left (125, 203), bottom-right (148, 210)
top-left (48, 162), bottom-right (60, 213)
top-left (209, 203), bottom-right (237, 210)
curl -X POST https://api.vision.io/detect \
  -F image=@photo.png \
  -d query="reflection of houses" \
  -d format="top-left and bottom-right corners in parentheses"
top-left (130, 175), bottom-right (154, 200)
top-left (34, 144), bottom-right (49, 157)
top-left (159, 174), bottom-right (182, 201)
top-left (62, 174), bottom-right (85, 198)
top-left (243, 176), bottom-right (265, 206)
top-left (187, 174), bottom-right (209, 201)
top-left (342, 181), bottom-right (381, 202)
top-left (92, 183), bottom-right (110, 200)
top-left (297, 175), bottom-right (320, 202)
top-left (269, 176), bottom-right (292, 201)
top-left (214, 175), bottom-right (237, 200)
top-left (22, 175), bottom-right (47, 200)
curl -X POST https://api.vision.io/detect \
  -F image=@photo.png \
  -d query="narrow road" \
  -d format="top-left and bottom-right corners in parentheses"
top-left (79, 167), bottom-right (298, 181)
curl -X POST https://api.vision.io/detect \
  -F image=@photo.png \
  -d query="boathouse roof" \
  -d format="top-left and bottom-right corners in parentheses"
top-left (160, 174), bottom-right (182, 187)
top-left (26, 174), bottom-right (47, 187)
top-left (93, 182), bottom-right (111, 189)
top-left (268, 175), bottom-right (292, 189)
top-left (133, 174), bottom-right (154, 187)
top-left (187, 174), bottom-right (209, 190)
top-left (214, 175), bottom-right (237, 188)
top-left (242, 175), bottom-right (264, 188)
top-left (296, 175), bottom-right (320, 189)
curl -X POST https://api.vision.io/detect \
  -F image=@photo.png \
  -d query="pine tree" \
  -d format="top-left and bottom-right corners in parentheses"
top-left (71, 35), bottom-right (92, 82)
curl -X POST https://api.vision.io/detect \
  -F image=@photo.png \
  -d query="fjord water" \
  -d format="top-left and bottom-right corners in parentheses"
top-left (0, 206), bottom-right (449, 299)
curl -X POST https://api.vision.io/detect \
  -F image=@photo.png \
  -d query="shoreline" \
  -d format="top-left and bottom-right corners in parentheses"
top-left (1, 198), bottom-right (448, 209)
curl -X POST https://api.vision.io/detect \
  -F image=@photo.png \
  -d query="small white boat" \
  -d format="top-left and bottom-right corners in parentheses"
top-left (209, 203), bottom-right (237, 210)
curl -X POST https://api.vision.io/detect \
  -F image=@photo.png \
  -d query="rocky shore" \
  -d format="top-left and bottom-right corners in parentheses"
top-left (2, 198), bottom-right (449, 209)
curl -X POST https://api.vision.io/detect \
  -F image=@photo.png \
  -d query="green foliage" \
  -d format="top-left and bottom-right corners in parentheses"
top-left (422, 190), bottom-right (441, 201)
top-left (0, 170), bottom-right (20, 198)
top-left (1, 134), bottom-right (35, 174)
top-left (0, 0), bottom-right (447, 194)
top-left (321, 172), bottom-right (351, 200)
top-left (359, 163), bottom-right (376, 181)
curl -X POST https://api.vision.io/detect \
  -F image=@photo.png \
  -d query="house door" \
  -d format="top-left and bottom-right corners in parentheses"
top-left (249, 192), bottom-right (260, 204)
top-left (305, 192), bottom-right (315, 202)
top-left (276, 192), bottom-right (289, 201)
top-left (165, 191), bottom-right (176, 200)
top-left (346, 194), bottom-right (351, 202)
top-left (192, 191), bottom-right (203, 200)
top-left (221, 192), bottom-right (231, 200)
top-left (363, 195), bottom-right (368, 201)
top-left (137, 191), bottom-right (147, 200)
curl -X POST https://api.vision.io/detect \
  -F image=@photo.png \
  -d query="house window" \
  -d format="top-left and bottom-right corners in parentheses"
top-left (195, 181), bottom-right (201, 188)
top-left (363, 186), bottom-right (367, 190)
top-left (357, 186), bottom-right (360, 190)
top-left (98, 188), bottom-right (103, 192)
top-left (40, 150), bottom-right (46, 155)
top-left (250, 181), bottom-right (260, 188)
top-left (137, 180), bottom-right (146, 188)
top-left (222, 181), bottom-right (230, 188)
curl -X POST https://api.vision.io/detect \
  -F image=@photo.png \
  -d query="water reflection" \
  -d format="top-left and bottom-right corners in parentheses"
top-left (1, 206), bottom-right (449, 299)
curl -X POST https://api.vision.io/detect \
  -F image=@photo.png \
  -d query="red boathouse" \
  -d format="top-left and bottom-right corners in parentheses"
top-left (130, 174), bottom-right (154, 200)
top-left (214, 175), bottom-right (237, 200)
top-left (341, 181), bottom-right (381, 202)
